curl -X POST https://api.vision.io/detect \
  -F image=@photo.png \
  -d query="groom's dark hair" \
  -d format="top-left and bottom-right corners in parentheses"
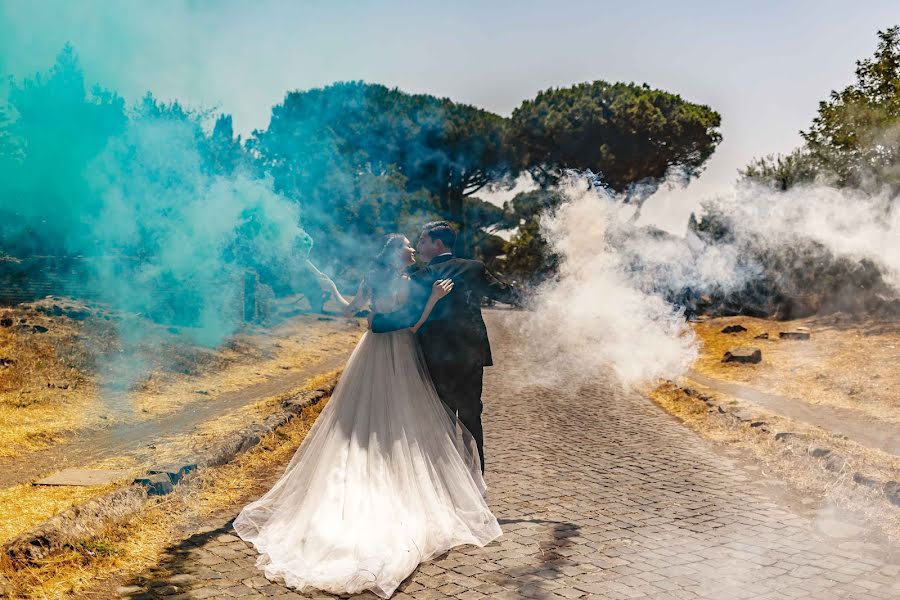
top-left (421, 221), bottom-right (457, 250)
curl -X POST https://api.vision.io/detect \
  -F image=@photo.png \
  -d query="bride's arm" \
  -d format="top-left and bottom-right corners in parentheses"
top-left (409, 279), bottom-right (453, 334)
top-left (316, 274), bottom-right (370, 318)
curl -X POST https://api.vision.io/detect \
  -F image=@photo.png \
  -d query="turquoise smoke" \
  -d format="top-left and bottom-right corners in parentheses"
top-left (0, 46), bottom-right (312, 348)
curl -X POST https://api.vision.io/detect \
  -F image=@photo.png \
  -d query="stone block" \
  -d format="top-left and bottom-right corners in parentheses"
top-left (779, 330), bottom-right (811, 340)
top-left (722, 348), bottom-right (762, 364)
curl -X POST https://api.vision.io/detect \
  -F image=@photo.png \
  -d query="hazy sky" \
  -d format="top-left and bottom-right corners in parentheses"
top-left (2, 0), bottom-right (898, 231)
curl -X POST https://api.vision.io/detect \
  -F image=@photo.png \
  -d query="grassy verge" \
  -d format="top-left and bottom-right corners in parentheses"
top-left (0, 367), bottom-right (341, 550)
top-left (650, 382), bottom-right (900, 543)
top-left (0, 395), bottom-right (329, 599)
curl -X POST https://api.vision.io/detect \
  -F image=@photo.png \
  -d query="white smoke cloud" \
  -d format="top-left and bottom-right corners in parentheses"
top-left (720, 182), bottom-right (900, 290)
top-left (519, 179), bottom-right (698, 388)
top-left (517, 175), bottom-right (899, 390)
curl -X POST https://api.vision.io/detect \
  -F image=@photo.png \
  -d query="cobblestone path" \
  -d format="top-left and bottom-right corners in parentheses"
top-left (117, 311), bottom-right (899, 599)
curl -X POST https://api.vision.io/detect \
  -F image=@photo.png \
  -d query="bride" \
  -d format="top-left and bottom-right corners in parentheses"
top-left (233, 234), bottom-right (502, 598)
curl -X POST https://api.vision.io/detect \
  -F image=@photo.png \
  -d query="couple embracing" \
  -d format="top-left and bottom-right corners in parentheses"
top-left (234, 221), bottom-right (518, 598)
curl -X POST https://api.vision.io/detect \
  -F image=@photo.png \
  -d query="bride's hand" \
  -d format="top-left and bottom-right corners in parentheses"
top-left (430, 279), bottom-right (454, 300)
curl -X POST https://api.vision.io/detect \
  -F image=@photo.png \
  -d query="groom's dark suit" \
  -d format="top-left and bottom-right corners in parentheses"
top-left (370, 253), bottom-right (516, 472)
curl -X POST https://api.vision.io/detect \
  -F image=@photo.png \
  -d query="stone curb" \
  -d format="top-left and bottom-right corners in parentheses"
top-left (2, 376), bottom-right (339, 566)
top-left (669, 380), bottom-right (900, 508)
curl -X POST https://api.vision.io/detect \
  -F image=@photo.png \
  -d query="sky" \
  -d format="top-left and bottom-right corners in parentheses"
top-left (1, 0), bottom-right (898, 232)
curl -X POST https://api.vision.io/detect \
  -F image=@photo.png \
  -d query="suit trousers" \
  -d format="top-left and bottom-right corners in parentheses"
top-left (425, 360), bottom-right (485, 473)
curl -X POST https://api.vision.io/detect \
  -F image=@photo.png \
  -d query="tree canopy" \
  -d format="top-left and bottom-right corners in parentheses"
top-left (508, 81), bottom-right (722, 193)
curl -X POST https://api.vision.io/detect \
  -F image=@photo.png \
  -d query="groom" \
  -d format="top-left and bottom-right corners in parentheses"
top-left (371, 221), bottom-right (517, 473)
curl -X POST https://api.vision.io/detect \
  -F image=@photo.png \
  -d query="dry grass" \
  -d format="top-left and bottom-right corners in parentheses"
top-left (0, 397), bottom-right (329, 599)
top-left (0, 296), bottom-right (360, 461)
top-left (0, 308), bottom-right (105, 458)
top-left (650, 382), bottom-right (900, 543)
top-left (692, 315), bottom-right (900, 422)
top-left (0, 366), bottom-right (342, 548)
top-left (0, 482), bottom-right (122, 545)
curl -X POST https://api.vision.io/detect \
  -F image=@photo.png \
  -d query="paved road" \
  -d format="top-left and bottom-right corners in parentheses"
top-left (116, 311), bottom-right (900, 599)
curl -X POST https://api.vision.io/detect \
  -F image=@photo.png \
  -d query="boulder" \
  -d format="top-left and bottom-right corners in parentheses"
top-left (823, 453), bottom-right (847, 472)
top-left (722, 348), bottom-right (762, 364)
top-left (0, 318), bottom-right (12, 327)
top-left (808, 446), bottom-right (832, 458)
top-left (720, 324), bottom-right (747, 334)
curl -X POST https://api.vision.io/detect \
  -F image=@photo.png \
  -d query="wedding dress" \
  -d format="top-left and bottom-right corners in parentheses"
top-left (233, 288), bottom-right (501, 598)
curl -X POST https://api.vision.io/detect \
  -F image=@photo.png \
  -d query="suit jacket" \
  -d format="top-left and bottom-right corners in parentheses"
top-left (370, 254), bottom-right (516, 368)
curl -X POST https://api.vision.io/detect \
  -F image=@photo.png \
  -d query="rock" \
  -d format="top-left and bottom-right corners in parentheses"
top-left (0, 358), bottom-right (14, 367)
top-left (775, 431), bottom-right (804, 443)
top-left (779, 330), bottom-right (811, 340)
top-left (774, 295), bottom-right (821, 320)
top-left (732, 410), bottom-right (754, 423)
top-left (750, 421), bottom-right (767, 428)
top-left (852, 472), bottom-right (879, 488)
top-left (0, 318), bottom-right (12, 327)
top-left (754, 332), bottom-right (769, 340)
top-left (884, 481), bottom-right (900, 507)
top-left (133, 473), bottom-right (175, 496)
top-left (31, 325), bottom-right (48, 334)
top-left (808, 446), bottom-right (832, 458)
top-left (722, 348), bottom-right (762, 364)
top-left (823, 453), bottom-right (846, 472)
top-left (148, 463), bottom-right (197, 485)
top-left (721, 324), bottom-right (748, 334)
top-left (116, 586), bottom-right (144, 596)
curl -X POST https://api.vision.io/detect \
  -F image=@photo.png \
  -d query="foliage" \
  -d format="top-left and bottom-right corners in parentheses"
top-left (803, 26), bottom-right (900, 189)
top-left (740, 148), bottom-right (820, 191)
top-left (508, 80), bottom-right (722, 192)
top-left (250, 81), bottom-right (510, 258)
top-left (743, 26), bottom-right (900, 191)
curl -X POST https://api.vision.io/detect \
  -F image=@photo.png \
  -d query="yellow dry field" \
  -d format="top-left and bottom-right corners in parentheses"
top-left (0, 396), bottom-right (331, 599)
top-left (691, 315), bottom-right (900, 422)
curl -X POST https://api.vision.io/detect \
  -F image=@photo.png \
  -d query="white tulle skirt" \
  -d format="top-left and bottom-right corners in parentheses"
top-left (233, 330), bottom-right (502, 598)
